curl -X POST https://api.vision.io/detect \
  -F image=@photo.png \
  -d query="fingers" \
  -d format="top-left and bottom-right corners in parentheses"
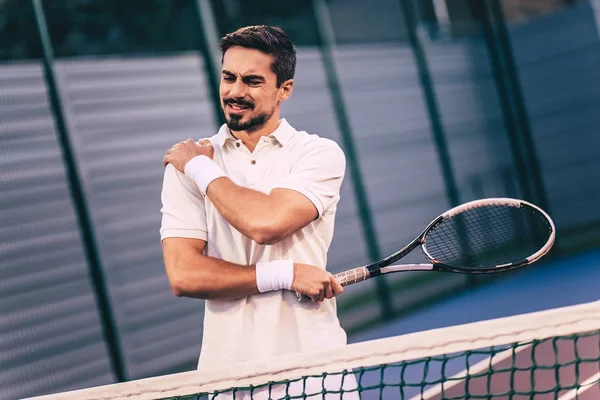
top-left (307, 278), bottom-right (337, 303)
top-left (324, 280), bottom-right (334, 300)
top-left (291, 264), bottom-right (342, 303)
top-left (330, 276), bottom-right (344, 296)
top-left (163, 143), bottom-right (178, 166)
top-left (163, 152), bottom-right (173, 167)
top-left (166, 139), bottom-right (193, 154)
top-left (164, 145), bottom-right (176, 163)
top-left (302, 287), bottom-right (323, 303)
top-left (163, 139), bottom-right (196, 168)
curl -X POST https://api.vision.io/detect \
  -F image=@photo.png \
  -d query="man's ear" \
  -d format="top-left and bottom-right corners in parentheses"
top-left (278, 79), bottom-right (294, 102)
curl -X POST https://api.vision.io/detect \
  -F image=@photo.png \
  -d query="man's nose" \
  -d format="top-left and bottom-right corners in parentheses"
top-left (228, 79), bottom-right (246, 99)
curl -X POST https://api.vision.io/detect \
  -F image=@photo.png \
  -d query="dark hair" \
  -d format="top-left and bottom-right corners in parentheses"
top-left (220, 25), bottom-right (296, 87)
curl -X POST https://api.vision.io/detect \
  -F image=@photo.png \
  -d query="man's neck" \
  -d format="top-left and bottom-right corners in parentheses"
top-left (231, 115), bottom-right (281, 153)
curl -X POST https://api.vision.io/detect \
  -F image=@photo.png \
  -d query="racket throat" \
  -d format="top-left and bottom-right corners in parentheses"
top-left (379, 264), bottom-right (434, 274)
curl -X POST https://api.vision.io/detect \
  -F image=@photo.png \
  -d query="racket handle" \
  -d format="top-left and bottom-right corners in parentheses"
top-left (334, 266), bottom-right (370, 287)
top-left (295, 266), bottom-right (370, 301)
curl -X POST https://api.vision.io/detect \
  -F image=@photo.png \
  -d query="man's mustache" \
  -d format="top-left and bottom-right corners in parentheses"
top-left (223, 98), bottom-right (254, 108)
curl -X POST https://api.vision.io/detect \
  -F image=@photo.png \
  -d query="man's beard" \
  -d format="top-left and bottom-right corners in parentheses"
top-left (225, 110), bottom-right (271, 132)
top-left (222, 98), bottom-right (275, 132)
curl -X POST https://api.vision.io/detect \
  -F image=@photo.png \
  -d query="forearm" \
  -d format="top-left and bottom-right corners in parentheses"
top-left (183, 155), bottom-right (317, 245)
top-left (183, 156), bottom-right (277, 242)
top-left (166, 251), bottom-right (259, 300)
top-left (207, 178), bottom-right (277, 242)
top-left (162, 238), bottom-right (337, 303)
top-left (164, 240), bottom-right (295, 300)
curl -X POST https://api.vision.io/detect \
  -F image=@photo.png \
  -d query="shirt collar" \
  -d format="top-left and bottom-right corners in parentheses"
top-left (213, 124), bottom-right (237, 147)
top-left (213, 118), bottom-right (295, 147)
top-left (268, 118), bottom-right (294, 147)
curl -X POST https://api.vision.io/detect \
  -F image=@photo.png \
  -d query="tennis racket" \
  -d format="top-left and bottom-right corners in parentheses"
top-left (297, 197), bottom-right (555, 300)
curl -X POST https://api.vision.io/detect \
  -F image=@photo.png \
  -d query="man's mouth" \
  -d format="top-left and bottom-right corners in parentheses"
top-left (224, 100), bottom-right (253, 113)
top-left (227, 103), bottom-right (250, 111)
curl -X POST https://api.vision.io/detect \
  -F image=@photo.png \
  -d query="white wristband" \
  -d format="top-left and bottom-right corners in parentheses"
top-left (255, 260), bottom-right (294, 293)
top-left (184, 155), bottom-right (227, 195)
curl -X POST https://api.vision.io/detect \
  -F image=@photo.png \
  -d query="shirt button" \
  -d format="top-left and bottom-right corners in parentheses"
top-left (251, 160), bottom-right (256, 165)
top-left (236, 142), bottom-right (240, 147)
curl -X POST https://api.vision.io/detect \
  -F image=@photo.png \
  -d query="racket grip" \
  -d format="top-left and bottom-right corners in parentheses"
top-left (334, 267), bottom-right (370, 287)
top-left (295, 267), bottom-right (370, 302)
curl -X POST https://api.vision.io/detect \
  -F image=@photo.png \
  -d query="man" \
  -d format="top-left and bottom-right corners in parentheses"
top-left (160, 25), bottom-right (358, 398)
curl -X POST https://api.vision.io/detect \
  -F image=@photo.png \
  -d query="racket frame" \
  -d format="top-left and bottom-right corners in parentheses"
top-left (332, 197), bottom-right (555, 287)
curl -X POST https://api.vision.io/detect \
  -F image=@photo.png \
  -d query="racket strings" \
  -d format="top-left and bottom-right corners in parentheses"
top-left (423, 204), bottom-right (552, 269)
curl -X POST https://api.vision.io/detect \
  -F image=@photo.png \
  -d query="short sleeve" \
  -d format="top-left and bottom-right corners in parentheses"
top-left (273, 139), bottom-right (346, 217)
top-left (160, 163), bottom-right (208, 242)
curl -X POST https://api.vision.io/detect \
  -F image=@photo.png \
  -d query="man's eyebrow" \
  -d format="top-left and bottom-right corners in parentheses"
top-left (221, 70), bottom-right (265, 81)
top-left (243, 74), bottom-right (265, 81)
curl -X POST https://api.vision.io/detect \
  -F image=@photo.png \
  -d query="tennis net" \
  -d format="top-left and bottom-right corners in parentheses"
top-left (27, 300), bottom-right (600, 400)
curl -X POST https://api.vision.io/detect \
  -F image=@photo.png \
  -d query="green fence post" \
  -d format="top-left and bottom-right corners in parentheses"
top-left (31, 0), bottom-right (127, 382)
top-left (591, 0), bottom-right (600, 40)
top-left (479, 0), bottom-right (550, 213)
top-left (397, 0), bottom-right (478, 289)
top-left (398, 0), bottom-right (460, 209)
top-left (312, 0), bottom-right (394, 319)
top-left (193, 0), bottom-right (226, 126)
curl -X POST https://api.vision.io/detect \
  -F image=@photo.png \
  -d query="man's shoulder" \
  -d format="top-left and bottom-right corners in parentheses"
top-left (286, 129), bottom-right (346, 174)
top-left (205, 132), bottom-right (225, 148)
top-left (162, 162), bottom-right (203, 197)
top-left (292, 129), bottom-right (345, 156)
top-left (166, 132), bottom-right (222, 149)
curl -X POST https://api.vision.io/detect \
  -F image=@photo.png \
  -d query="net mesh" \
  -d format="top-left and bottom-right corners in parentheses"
top-left (424, 202), bottom-right (553, 270)
top-left (26, 301), bottom-right (600, 400)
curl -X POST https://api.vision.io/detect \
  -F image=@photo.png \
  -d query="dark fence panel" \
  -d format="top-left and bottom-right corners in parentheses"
top-left (508, 1), bottom-right (600, 249)
top-left (54, 54), bottom-right (219, 380)
top-left (0, 62), bottom-right (115, 400)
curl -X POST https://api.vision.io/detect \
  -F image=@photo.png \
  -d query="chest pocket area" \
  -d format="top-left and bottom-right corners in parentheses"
top-left (245, 150), bottom-right (294, 194)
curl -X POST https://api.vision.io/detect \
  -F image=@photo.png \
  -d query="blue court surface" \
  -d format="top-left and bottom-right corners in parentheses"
top-left (350, 248), bottom-right (600, 342)
top-left (345, 248), bottom-right (600, 399)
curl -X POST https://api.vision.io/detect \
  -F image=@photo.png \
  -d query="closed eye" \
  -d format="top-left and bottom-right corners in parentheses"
top-left (221, 70), bottom-right (265, 86)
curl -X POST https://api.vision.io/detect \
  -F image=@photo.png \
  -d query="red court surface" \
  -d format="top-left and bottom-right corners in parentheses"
top-left (353, 250), bottom-right (600, 400)
top-left (414, 333), bottom-right (600, 400)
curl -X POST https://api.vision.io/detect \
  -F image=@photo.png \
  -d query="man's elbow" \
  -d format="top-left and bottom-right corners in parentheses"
top-left (170, 279), bottom-right (213, 299)
top-left (251, 224), bottom-right (285, 245)
top-left (167, 268), bottom-right (208, 298)
top-left (252, 232), bottom-right (282, 246)
top-left (162, 238), bottom-right (210, 298)
top-left (169, 277), bottom-right (192, 297)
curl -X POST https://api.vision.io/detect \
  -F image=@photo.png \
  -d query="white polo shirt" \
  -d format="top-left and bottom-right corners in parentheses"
top-left (159, 119), bottom-right (353, 376)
